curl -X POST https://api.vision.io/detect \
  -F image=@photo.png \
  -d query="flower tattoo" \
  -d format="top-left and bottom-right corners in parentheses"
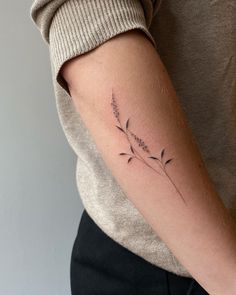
top-left (110, 89), bottom-right (187, 205)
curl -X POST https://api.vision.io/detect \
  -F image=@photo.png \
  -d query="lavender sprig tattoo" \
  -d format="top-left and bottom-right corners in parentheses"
top-left (110, 90), bottom-right (187, 205)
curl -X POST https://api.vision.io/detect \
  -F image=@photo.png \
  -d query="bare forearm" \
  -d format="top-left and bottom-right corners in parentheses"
top-left (61, 30), bottom-right (236, 294)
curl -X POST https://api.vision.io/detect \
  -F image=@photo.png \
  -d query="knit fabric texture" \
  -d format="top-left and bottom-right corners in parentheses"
top-left (30, 0), bottom-right (236, 277)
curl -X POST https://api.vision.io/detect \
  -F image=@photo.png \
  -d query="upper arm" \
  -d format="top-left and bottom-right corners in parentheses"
top-left (30, 0), bottom-right (157, 96)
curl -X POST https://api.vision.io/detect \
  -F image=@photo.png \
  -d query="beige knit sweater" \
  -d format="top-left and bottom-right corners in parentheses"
top-left (30, 0), bottom-right (236, 277)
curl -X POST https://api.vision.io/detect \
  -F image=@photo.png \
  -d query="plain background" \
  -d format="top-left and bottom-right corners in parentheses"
top-left (0, 2), bottom-right (84, 294)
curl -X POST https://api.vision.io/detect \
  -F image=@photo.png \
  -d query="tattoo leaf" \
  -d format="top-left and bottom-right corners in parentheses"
top-left (148, 156), bottom-right (159, 160)
top-left (116, 125), bottom-right (125, 133)
top-left (126, 118), bottom-right (130, 129)
top-left (127, 157), bottom-right (133, 163)
top-left (165, 158), bottom-right (173, 165)
top-left (119, 153), bottom-right (127, 155)
top-left (130, 145), bottom-right (134, 154)
top-left (161, 148), bottom-right (165, 159)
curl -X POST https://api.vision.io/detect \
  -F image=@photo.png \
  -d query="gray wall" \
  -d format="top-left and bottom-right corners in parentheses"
top-left (0, 2), bottom-right (83, 294)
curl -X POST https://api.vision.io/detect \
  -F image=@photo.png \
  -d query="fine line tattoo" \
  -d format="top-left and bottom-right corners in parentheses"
top-left (110, 89), bottom-right (187, 205)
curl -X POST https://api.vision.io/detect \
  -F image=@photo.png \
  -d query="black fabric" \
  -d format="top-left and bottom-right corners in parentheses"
top-left (70, 209), bottom-right (209, 295)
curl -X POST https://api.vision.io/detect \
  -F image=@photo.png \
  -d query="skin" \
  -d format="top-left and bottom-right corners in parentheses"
top-left (60, 29), bottom-right (236, 294)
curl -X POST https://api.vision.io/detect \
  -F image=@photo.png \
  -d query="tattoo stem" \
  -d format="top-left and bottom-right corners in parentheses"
top-left (162, 168), bottom-right (187, 205)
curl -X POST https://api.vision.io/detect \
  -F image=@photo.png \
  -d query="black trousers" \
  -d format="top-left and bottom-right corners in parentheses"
top-left (70, 209), bottom-right (209, 295)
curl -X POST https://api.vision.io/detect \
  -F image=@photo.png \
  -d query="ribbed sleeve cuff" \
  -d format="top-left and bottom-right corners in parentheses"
top-left (49, 0), bottom-right (157, 96)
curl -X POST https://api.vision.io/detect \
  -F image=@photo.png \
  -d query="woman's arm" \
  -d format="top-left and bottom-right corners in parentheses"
top-left (61, 29), bottom-right (236, 294)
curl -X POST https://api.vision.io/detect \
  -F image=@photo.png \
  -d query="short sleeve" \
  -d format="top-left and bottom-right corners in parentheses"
top-left (30, 0), bottom-right (157, 97)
